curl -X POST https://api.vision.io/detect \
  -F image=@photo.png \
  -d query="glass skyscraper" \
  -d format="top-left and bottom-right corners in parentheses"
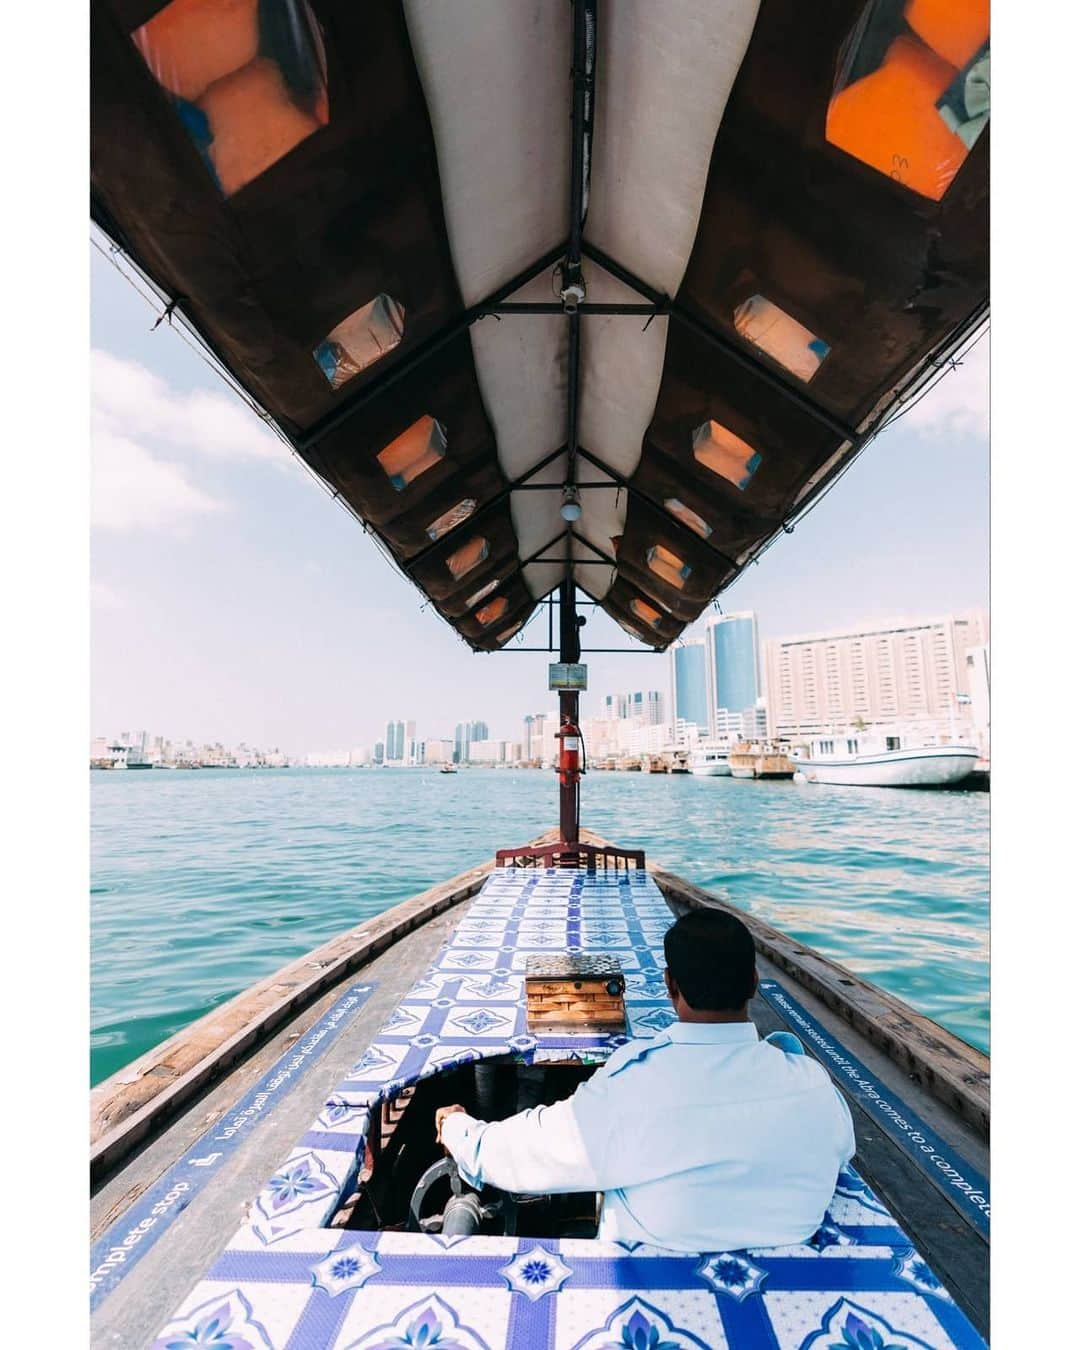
top-left (671, 639), bottom-right (710, 733)
top-left (707, 612), bottom-right (761, 720)
top-left (454, 720), bottom-right (490, 763)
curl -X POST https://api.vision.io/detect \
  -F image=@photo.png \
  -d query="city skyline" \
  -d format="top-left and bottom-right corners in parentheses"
top-left (91, 246), bottom-right (988, 754)
top-left (92, 601), bottom-right (989, 764)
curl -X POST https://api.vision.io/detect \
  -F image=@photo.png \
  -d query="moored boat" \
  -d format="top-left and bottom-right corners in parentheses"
top-left (688, 744), bottom-right (732, 776)
top-left (729, 740), bottom-right (796, 780)
top-left (792, 736), bottom-right (979, 788)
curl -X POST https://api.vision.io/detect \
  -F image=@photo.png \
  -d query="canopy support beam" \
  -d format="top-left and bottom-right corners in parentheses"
top-left (552, 0), bottom-right (596, 846)
top-left (402, 444), bottom-right (568, 577)
top-left (573, 446), bottom-right (742, 572)
top-left (299, 241), bottom-right (569, 452)
top-left (580, 239), bottom-right (859, 444)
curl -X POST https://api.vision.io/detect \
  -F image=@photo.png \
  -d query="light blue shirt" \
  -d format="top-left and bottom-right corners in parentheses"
top-left (441, 1021), bottom-right (856, 1252)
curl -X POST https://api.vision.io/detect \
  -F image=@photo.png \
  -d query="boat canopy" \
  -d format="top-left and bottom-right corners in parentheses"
top-left (91, 0), bottom-right (989, 652)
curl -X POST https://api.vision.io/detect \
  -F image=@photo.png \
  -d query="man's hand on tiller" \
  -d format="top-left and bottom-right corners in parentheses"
top-left (435, 1104), bottom-right (467, 1147)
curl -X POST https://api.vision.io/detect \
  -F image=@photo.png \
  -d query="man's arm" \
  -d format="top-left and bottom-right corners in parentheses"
top-left (435, 1049), bottom-right (658, 1194)
top-left (438, 1094), bottom-right (607, 1194)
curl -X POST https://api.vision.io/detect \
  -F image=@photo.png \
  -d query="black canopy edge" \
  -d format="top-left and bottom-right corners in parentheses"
top-left (585, 0), bottom-right (988, 650)
top-left (90, 0), bottom-right (988, 656)
top-left (89, 0), bottom-right (548, 654)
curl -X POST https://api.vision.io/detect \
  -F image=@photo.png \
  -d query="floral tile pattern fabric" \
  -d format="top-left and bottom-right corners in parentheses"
top-left (153, 870), bottom-right (986, 1348)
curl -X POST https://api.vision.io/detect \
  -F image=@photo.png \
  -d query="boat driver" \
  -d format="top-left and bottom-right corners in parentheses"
top-left (435, 909), bottom-right (855, 1252)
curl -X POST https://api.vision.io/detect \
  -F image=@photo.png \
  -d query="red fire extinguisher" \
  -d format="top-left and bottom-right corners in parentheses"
top-left (556, 715), bottom-right (583, 789)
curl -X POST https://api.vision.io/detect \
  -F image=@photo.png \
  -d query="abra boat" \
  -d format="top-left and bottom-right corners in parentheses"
top-left (90, 1), bottom-right (989, 1345)
top-left (791, 737), bottom-right (980, 789)
top-left (729, 740), bottom-right (796, 780)
top-left (688, 744), bottom-right (733, 776)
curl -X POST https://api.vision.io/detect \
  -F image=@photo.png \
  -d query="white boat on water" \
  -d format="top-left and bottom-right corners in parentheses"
top-left (689, 744), bottom-right (732, 776)
top-left (791, 733), bottom-right (979, 788)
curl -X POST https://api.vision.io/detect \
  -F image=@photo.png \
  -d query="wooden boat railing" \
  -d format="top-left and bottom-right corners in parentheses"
top-left (495, 841), bottom-right (646, 870)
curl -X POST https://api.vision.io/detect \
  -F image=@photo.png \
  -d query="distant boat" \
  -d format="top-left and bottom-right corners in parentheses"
top-left (729, 740), bottom-right (795, 780)
top-left (791, 734), bottom-right (978, 788)
top-left (439, 764), bottom-right (458, 774)
top-left (689, 745), bottom-right (732, 776)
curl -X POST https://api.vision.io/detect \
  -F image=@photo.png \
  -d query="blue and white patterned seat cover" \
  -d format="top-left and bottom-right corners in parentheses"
top-left (152, 869), bottom-right (986, 1349)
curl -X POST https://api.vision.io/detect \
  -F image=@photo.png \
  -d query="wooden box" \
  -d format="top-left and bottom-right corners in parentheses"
top-left (525, 953), bottom-right (626, 1035)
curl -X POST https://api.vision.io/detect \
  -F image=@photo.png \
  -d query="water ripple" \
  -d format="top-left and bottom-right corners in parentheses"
top-left (91, 768), bottom-right (988, 1083)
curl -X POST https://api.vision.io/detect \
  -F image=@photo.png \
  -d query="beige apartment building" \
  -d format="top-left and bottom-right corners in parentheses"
top-left (764, 611), bottom-right (988, 740)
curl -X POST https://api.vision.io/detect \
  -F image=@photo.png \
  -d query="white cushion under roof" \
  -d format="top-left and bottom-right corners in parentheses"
top-left (405, 0), bottom-right (761, 601)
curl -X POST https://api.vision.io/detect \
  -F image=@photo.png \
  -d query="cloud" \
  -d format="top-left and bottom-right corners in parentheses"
top-left (92, 425), bottom-right (224, 530)
top-left (899, 336), bottom-right (989, 440)
top-left (91, 347), bottom-right (294, 531)
top-left (92, 348), bottom-right (285, 462)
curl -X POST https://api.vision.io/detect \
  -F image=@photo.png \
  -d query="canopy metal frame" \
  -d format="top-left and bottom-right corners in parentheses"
top-left (91, 0), bottom-right (989, 659)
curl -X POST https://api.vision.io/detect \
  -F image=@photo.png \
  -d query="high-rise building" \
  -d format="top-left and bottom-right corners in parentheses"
top-left (670, 638), bottom-right (710, 735)
top-left (603, 691), bottom-right (664, 726)
top-left (385, 719), bottom-right (416, 763)
top-left (373, 741), bottom-right (385, 764)
top-left (454, 720), bottom-right (490, 763)
top-left (470, 738), bottom-right (506, 763)
top-left (763, 611), bottom-right (989, 739)
top-left (522, 712), bottom-right (555, 762)
top-left (706, 612), bottom-right (760, 731)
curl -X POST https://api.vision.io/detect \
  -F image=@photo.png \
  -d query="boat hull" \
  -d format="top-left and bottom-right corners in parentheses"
top-left (91, 830), bottom-right (989, 1347)
top-left (689, 761), bottom-right (731, 776)
top-left (795, 746), bottom-right (979, 788)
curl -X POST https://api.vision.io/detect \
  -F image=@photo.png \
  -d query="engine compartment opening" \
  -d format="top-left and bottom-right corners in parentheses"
top-left (330, 1059), bottom-right (601, 1239)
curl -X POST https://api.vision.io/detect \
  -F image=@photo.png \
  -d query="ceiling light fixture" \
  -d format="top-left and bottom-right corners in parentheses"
top-left (560, 486), bottom-right (582, 522)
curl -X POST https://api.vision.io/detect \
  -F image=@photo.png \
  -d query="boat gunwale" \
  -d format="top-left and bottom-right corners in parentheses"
top-left (91, 829), bottom-right (988, 1186)
top-left (90, 854), bottom-right (501, 1180)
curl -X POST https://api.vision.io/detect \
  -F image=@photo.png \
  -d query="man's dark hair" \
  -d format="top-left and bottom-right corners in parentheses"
top-left (663, 909), bottom-right (756, 1011)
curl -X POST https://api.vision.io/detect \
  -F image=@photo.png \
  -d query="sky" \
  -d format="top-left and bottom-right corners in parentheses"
top-left (90, 241), bottom-right (989, 755)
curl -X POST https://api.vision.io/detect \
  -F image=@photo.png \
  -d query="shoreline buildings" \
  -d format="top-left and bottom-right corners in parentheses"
top-left (454, 721), bottom-right (489, 765)
top-left (94, 608), bottom-right (989, 771)
top-left (762, 611), bottom-right (989, 749)
top-left (602, 692), bottom-right (664, 726)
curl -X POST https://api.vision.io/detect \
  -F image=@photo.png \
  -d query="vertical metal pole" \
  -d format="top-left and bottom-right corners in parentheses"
top-left (554, 0), bottom-right (592, 848)
top-left (559, 577), bottom-right (581, 844)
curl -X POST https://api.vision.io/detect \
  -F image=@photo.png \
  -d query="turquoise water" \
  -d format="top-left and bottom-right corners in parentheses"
top-left (90, 768), bottom-right (989, 1084)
